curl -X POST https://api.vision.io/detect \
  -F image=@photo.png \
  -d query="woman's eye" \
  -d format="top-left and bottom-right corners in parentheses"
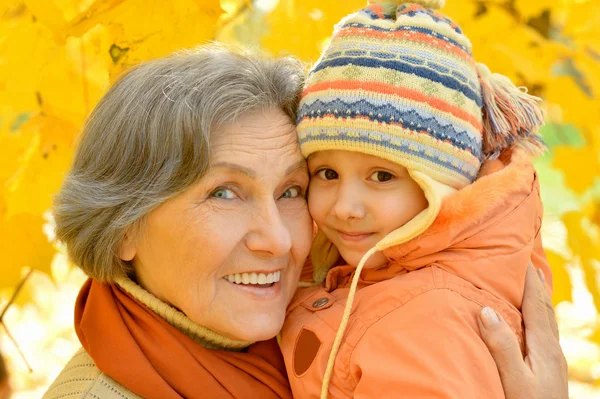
top-left (281, 187), bottom-right (300, 198)
top-left (210, 188), bottom-right (236, 199)
top-left (370, 171), bottom-right (394, 182)
top-left (280, 187), bottom-right (301, 199)
top-left (317, 169), bottom-right (338, 180)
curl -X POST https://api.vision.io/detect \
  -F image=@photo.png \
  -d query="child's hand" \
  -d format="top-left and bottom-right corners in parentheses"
top-left (477, 263), bottom-right (568, 399)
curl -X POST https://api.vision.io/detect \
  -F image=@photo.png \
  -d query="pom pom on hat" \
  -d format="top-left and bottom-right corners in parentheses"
top-left (476, 63), bottom-right (546, 158)
top-left (367, 0), bottom-right (446, 9)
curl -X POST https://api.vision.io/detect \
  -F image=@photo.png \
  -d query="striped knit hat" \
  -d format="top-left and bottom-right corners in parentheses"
top-left (301, 0), bottom-right (546, 281)
top-left (297, 0), bottom-right (545, 191)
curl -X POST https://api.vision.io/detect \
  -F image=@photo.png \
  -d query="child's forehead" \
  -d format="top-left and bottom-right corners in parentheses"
top-left (308, 150), bottom-right (408, 170)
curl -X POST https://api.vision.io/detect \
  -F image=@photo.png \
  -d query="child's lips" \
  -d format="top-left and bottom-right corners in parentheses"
top-left (336, 230), bottom-right (375, 242)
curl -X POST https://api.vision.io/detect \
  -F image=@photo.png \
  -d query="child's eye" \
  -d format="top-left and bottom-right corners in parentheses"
top-left (370, 171), bottom-right (394, 182)
top-left (317, 169), bottom-right (338, 180)
top-left (210, 188), bottom-right (237, 199)
top-left (280, 186), bottom-right (301, 199)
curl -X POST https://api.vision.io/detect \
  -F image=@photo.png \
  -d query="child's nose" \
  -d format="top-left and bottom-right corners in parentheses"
top-left (332, 184), bottom-right (366, 221)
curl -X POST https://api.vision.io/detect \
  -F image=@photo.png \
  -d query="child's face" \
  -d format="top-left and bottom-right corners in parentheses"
top-left (308, 150), bottom-right (428, 269)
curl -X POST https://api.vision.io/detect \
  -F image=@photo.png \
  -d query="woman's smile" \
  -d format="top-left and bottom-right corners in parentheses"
top-left (222, 271), bottom-right (283, 299)
top-left (223, 270), bottom-right (282, 285)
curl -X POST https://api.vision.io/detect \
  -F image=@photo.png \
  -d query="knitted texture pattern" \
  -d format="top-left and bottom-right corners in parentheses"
top-left (297, 1), bottom-right (485, 189)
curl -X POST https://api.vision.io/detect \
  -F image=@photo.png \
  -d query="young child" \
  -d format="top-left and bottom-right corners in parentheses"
top-left (280, 0), bottom-right (552, 398)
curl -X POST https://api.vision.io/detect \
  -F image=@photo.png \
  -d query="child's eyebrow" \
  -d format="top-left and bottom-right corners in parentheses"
top-left (307, 153), bottom-right (328, 164)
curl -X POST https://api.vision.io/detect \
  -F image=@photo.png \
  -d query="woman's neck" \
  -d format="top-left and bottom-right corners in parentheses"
top-left (115, 275), bottom-right (254, 351)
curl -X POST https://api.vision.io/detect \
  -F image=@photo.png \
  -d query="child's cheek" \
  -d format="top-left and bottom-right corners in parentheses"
top-left (307, 183), bottom-right (326, 223)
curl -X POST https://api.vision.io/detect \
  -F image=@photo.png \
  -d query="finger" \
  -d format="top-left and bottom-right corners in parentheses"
top-left (534, 267), bottom-right (568, 384)
top-left (536, 268), bottom-right (560, 340)
top-left (522, 263), bottom-right (553, 348)
top-left (478, 307), bottom-right (531, 379)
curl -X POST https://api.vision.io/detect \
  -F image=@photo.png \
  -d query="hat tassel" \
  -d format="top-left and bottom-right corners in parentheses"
top-left (477, 63), bottom-right (546, 159)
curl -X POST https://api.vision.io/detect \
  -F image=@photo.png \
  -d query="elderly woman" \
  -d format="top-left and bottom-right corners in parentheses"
top-left (44, 47), bottom-right (567, 399)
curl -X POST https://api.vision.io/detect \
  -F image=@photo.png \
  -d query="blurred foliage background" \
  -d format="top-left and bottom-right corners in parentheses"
top-left (0, 0), bottom-right (599, 397)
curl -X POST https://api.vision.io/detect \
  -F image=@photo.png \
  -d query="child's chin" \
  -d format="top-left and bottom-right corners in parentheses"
top-left (341, 250), bottom-right (388, 270)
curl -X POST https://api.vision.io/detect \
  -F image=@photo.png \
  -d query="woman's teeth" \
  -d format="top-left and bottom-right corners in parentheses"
top-left (225, 271), bottom-right (281, 285)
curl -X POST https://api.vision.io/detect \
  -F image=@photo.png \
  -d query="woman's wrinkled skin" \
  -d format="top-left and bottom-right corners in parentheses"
top-left (120, 108), bottom-right (313, 342)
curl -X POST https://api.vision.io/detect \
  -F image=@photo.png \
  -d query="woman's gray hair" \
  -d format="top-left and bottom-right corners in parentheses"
top-left (54, 44), bottom-right (305, 282)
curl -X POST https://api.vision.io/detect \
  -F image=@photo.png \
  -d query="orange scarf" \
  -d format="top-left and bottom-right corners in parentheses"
top-left (75, 279), bottom-right (292, 399)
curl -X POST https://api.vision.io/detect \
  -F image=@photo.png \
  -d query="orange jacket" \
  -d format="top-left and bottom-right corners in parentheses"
top-left (281, 149), bottom-right (552, 398)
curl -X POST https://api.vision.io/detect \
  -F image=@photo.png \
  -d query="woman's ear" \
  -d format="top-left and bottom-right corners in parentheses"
top-left (119, 232), bottom-right (137, 262)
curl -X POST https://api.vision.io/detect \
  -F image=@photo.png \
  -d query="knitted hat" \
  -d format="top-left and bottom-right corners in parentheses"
top-left (298, 0), bottom-right (545, 189)
top-left (297, 0), bottom-right (543, 189)
top-left (299, 0), bottom-right (545, 276)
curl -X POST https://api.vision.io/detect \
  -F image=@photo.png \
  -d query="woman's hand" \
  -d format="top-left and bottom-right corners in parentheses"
top-left (478, 263), bottom-right (568, 399)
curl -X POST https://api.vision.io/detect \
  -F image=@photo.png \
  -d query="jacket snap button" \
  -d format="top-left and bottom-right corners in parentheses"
top-left (312, 298), bottom-right (329, 308)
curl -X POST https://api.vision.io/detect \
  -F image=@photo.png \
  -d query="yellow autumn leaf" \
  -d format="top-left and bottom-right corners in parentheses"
top-left (545, 250), bottom-right (573, 305)
top-left (4, 115), bottom-right (77, 218)
top-left (23, 0), bottom-right (67, 41)
top-left (262, 0), bottom-right (365, 61)
top-left (441, 0), bottom-right (479, 26)
top-left (591, 200), bottom-right (600, 229)
top-left (26, 38), bottom-right (99, 126)
top-left (0, 213), bottom-right (54, 291)
top-left (514, 0), bottom-right (555, 20)
top-left (562, 210), bottom-right (599, 263)
top-left (0, 0), bottom-right (23, 15)
top-left (0, 118), bottom-right (36, 186)
top-left (562, 211), bottom-right (600, 311)
top-left (562, 0), bottom-right (600, 53)
top-left (460, 5), bottom-right (563, 85)
top-left (552, 146), bottom-right (599, 194)
top-left (215, 0), bottom-right (268, 48)
top-left (0, 8), bottom-right (55, 119)
top-left (545, 76), bottom-right (599, 135)
top-left (572, 49), bottom-right (600, 103)
top-left (0, 5), bottom-right (107, 127)
top-left (66, 0), bottom-right (224, 77)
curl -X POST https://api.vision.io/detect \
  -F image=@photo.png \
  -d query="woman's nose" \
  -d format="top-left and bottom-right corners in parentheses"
top-left (246, 200), bottom-right (293, 257)
top-left (332, 183), bottom-right (366, 221)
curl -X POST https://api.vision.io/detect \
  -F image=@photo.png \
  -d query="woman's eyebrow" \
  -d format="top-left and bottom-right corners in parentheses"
top-left (210, 162), bottom-right (256, 178)
top-left (285, 159), bottom-right (308, 176)
top-left (209, 160), bottom-right (307, 178)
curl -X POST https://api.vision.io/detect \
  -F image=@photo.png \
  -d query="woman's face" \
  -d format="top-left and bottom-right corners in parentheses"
top-left (122, 108), bottom-right (313, 342)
